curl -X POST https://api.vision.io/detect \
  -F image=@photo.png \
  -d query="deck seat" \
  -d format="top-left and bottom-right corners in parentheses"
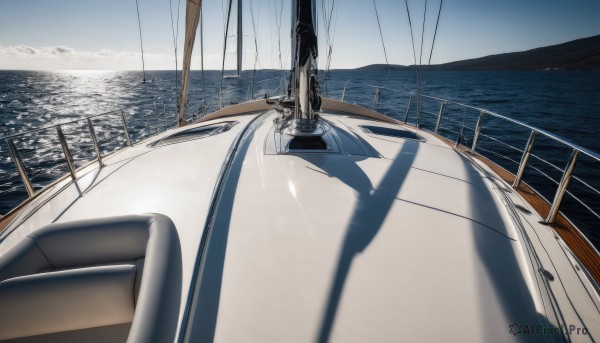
top-left (0, 265), bottom-right (136, 340)
top-left (0, 214), bottom-right (182, 343)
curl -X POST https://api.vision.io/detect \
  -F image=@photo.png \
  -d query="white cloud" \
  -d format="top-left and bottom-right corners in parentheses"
top-left (0, 44), bottom-right (272, 70)
top-left (0, 45), bottom-right (181, 70)
top-left (53, 46), bottom-right (74, 54)
top-left (1, 42), bottom-right (272, 71)
top-left (16, 45), bottom-right (37, 55)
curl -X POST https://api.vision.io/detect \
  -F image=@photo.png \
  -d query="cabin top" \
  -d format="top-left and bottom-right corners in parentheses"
top-left (0, 101), bottom-right (598, 342)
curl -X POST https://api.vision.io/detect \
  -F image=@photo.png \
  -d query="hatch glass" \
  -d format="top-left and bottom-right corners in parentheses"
top-left (360, 125), bottom-right (423, 141)
top-left (149, 121), bottom-right (238, 147)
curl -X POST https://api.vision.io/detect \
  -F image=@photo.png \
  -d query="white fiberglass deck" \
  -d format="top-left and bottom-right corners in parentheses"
top-left (0, 103), bottom-right (598, 342)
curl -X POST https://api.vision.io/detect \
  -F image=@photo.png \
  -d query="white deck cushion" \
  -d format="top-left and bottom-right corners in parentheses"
top-left (0, 213), bottom-right (182, 343)
top-left (0, 265), bottom-right (136, 340)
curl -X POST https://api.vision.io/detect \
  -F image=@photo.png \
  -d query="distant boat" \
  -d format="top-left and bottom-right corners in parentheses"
top-left (222, 0), bottom-right (243, 79)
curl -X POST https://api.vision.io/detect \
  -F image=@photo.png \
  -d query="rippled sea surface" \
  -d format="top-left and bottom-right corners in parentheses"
top-left (1, 70), bottom-right (599, 248)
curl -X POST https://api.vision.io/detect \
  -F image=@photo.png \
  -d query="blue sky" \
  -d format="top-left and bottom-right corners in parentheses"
top-left (0, 0), bottom-right (598, 70)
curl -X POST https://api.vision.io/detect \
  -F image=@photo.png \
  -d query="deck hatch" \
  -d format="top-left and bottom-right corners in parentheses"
top-left (360, 125), bottom-right (423, 141)
top-left (288, 136), bottom-right (327, 150)
top-left (264, 120), bottom-right (341, 155)
top-left (149, 121), bottom-right (238, 147)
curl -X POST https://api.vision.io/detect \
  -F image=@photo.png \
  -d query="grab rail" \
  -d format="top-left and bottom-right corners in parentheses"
top-left (332, 79), bottom-right (600, 229)
top-left (2, 79), bottom-right (599, 243)
top-left (1, 101), bottom-right (172, 213)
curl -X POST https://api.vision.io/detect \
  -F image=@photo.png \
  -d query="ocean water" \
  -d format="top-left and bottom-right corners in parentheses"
top-left (1, 70), bottom-right (599, 248)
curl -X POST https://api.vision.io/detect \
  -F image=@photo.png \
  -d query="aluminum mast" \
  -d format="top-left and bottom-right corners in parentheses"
top-left (291, 0), bottom-right (319, 126)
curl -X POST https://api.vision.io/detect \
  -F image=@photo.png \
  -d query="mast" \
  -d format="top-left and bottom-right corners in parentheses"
top-left (292, 0), bottom-right (319, 123)
top-left (178, 0), bottom-right (202, 126)
top-left (237, 0), bottom-right (242, 77)
top-left (290, 0), bottom-right (316, 80)
top-left (290, 0), bottom-right (297, 71)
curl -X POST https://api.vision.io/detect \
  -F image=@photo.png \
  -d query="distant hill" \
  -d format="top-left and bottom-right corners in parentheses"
top-left (356, 64), bottom-right (411, 71)
top-left (356, 35), bottom-right (600, 71)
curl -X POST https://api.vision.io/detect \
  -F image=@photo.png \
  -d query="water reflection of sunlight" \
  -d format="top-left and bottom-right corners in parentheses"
top-left (58, 70), bottom-right (117, 75)
top-left (56, 70), bottom-right (121, 112)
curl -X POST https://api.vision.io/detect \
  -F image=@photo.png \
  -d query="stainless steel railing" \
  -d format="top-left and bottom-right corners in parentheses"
top-left (0, 101), bottom-right (174, 213)
top-left (328, 80), bottom-right (600, 234)
top-left (2, 80), bottom-right (598, 244)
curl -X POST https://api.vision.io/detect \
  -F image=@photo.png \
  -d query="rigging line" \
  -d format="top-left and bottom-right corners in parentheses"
top-left (200, 5), bottom-right (207, 113)
top-left (267, 0), bottom-right (277, 67)
top-left (371, 0), bottom-right (390, 77)
top-left (404, 0), bottom-right (420, 125)
top-left (422, 0), bottom-right (443, 92)
top-left (319, 0), bottom-right (330, 91)
top-left (267, 0), bottom-right (273, 69)
top-left (250, 0), bottom-right (260, 99)
top-left (175, 0), bottom-right (181, 111)
top-left (169, 0), bottom-right (179, 93)
top-left (324, 0), bottom-right (333, 38)
top-left (418, 0), bottom-right (428, 69)
top-left (327, 0), bottom-right (337, 68)
top-left (273, 0), bottom-right (285, 92)
top-left (404, 0), bottom-right (418, 85)
top-left (320, 0), bottom-right (337, 93)
top-left (333, 12), bottom-right (340, 48)
top-left (219, 0), bottom-right (234, 108)
top-left (256, 0), bottom-right (262, 71)
top-left (416, 0), bottom-right (427, 116)
top-left (327, 0), bottom-right (340, 72)
top-left (278, 0), bottom-right (284, 70)
top-left (322, 0), bottom-right (333, 71)
top-left (417, 0), bottom-right (428, 125)
top-left (320, 0), bottom-right (327, 47)
top-left (134, 0), bottom-right (146, 82)
top-left (176, 0), bottom-right (181, 48)
top-left (416, 0), bottom-right (427, 108)
top-left (221, 0), bottom-right (227, 34)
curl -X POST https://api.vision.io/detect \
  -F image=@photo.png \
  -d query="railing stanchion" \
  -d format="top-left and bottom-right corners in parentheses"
top-left (454, 123), bottom-right (464, 149)
top-left (513, 130), bottom-right (537, 188)
top-left (86, 118), bottom-right (103, 168)
top-left (545, 149), bottom-right (579, 224)
top-left (7, 139), bottom-right (35, 198)
top-left (416, 93), bottom-right (421, 128)
top-left (120, 110), bottom-right (132, 146)
top-left (153, 101), bottom-right (160, 134)
top-left (471, 111), bottom-right (484, 153)
top-left (404, 94), bottom-right (413, 123)
top-left (56, 126), bottom-right (82, 195)
top-left (341, 80), bottom-right (347, 102)
top-left (434, 100), bottom-right (445, 134)
top-left (373, 87), bottom-right (380, 111)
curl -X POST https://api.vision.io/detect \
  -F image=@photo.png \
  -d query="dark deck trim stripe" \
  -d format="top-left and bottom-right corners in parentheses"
top-left (178, 111), bottom-right (269, 342)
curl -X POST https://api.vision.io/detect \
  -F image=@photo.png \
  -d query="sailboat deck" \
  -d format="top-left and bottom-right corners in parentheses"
top-left (0, 106), bottom-right (599, 342)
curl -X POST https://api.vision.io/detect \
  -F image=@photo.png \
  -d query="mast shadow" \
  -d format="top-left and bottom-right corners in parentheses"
top-left (306, 140), bottom-right (419, 343)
